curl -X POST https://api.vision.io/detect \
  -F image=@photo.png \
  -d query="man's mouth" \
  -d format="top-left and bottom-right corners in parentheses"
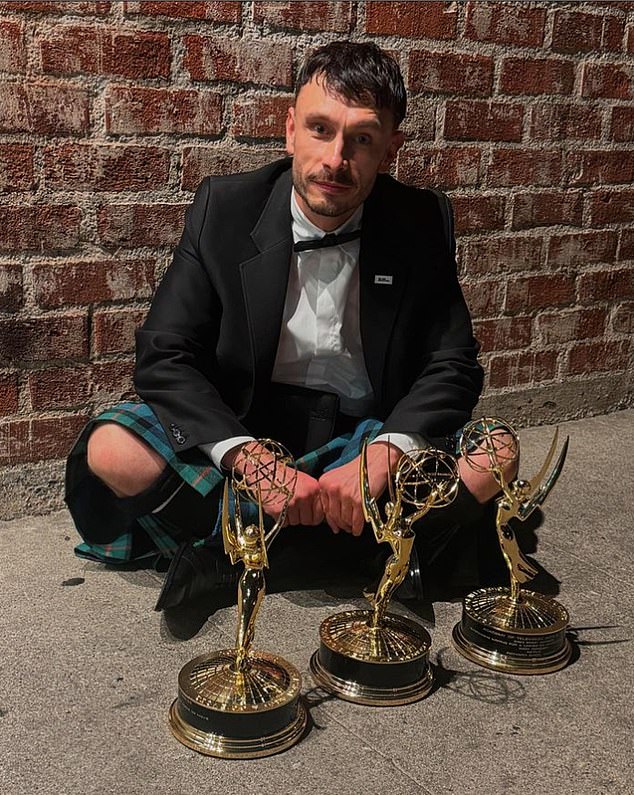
top-left (311, 178), bottom-right (354, 193)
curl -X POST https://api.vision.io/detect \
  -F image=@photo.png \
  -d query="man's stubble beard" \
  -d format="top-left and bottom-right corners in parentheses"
top-left (292, 166), bottom-right (359, 220)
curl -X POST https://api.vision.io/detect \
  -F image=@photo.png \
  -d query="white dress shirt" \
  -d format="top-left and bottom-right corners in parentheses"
top-left (201, 190), bottom-right (423, 468)
top-left (273, 192), bottom-right (373, 414)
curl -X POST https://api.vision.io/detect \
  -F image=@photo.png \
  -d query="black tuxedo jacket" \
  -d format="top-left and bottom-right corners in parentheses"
top-left (134, 159), bottom-right (483, 453)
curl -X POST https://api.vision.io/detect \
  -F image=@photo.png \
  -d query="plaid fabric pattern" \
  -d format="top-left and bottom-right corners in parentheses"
top-left (72, 402), bottom-right (382, 565)
top-left (84, 401), bottom-right (222, 496)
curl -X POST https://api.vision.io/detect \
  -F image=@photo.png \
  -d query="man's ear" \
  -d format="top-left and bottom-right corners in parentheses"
top-left (285, 106), bottom-right (296, 156)
top-left (379, 130), bottom-right (405, 172)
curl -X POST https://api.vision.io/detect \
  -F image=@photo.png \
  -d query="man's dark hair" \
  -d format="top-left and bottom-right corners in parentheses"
top-left (295, 41), bottom-right (407, 128)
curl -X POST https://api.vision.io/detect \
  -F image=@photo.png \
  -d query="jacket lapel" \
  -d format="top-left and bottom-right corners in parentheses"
top-left (239, 168), bottom-right (293, 389)
top-left (359, 179), bottom-right (409, 401)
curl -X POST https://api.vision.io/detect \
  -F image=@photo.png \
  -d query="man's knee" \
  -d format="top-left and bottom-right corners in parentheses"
top-left (87, 422), bottom-right (167, 498)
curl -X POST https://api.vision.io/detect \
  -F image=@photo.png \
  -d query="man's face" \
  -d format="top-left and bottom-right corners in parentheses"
top-left (286, 76), bottom-right (404, 231)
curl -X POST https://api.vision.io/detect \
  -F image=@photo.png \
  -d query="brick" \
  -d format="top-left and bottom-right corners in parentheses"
top-left (603, 16), bottom-right (626, 52)
top-left (505, 274), bottom-right (576, 314)
top-left (396, 146), bottom-right (481, 190)
top-left (577, 268), bottom-right (634, 303)
top-left (93, 307), bottom-right (148, 355)
top-left (232, 95), bottom-right (290, 139)
top-left (28, 366), bottom-right (92, 410)
top-left (0, 205), bottom-right (81, 252)
top-left (586, 2), bottom-right (634, 9)
top-left (587, 190), bottom-right (634, 225)
top-left (529, 103), bottom-right (602, 141)
top-left (567, 340), bottom-right (629, 375)
top-left (464, 2), bottom-right (545, 47)
top-left (92, 360), bottom-right (135, 405)
top-left (0, 264), bottom-right (23, 312)
top-left (0, 314), bottom-right (88, 364)
top-left (365, 1), bottom-right (457, 39)
top-left (474, 316), bottom-right (531, 352)
top-left (253, 2), bottom-right (352, 32)
top-left (500, 57), bottom-right (575, 96)
top-left (450, 195), bottom-right (505, 235)
top-left (0, 2), bottom-right (111, 14)
top-left (488, 350), bottom-right (558, 389)
top-left (184, 36), bottom-right (292, 87)
top-left (620, 229), bottom-right (634, 259)
top-left (181, 146), bottom-right (286, 191)
top-left (461, 279), bottom-right (505, 318)
top-left (398, 94), bottom-right (435, 142)
top-left (408, 50), bottom-right (493, 96)
top-left (609, 106), bottom-right (634, 141)
top-left (488, 149), bottom-right (562, 187)
top-left (0, 20), bottom-right (25, 73)
top-left (459, 236), bottom-right (543, 276)
top-left (41, 26), bottom-right (171, 79)
top-left (33, 260), bottom-right (155, 308)
top-left (444, 100), bottom-right (523, 142)
top-left (0, 372), bottom-right (18, 414)
top-left (43, 143), bottom-right (170, 192)
top-left (0, 413), bottom-right (89, 466)
top-left (536, 308), bottom-right (607, 345)
top-left (552, 10), bottom-right (624, 54)
top-left (564, 150), bottom-right (634, 187)
top-left (512, 191), bottom-right (583, 230)
top-left (0, 144), bottom-right (34, 192)
top-left (124, 1), bottom-right (241, 22)
top-left (106, 86), bottom-right (222, 136)
top-left (582, 62), bottom-right (634, 99)
top-left (547, 231), bottom-right (618, 267)
top-left (612, 302), bottom-right (634, 333)
top-left (97, 204), bottom-right (187, 247)
top-left (0, 82), bottom-right (90, 135)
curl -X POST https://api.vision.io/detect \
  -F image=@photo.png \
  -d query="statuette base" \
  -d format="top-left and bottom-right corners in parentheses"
top-left (452, 587), bottom-right (572, 675)
top-left (310, 610), bottom-right (434, 706)
top-left (169, 649), bottom-right (306, 758)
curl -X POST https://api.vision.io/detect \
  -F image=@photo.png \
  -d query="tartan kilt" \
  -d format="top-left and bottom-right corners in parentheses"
top-left (65, 401), bottom-right (382, 566)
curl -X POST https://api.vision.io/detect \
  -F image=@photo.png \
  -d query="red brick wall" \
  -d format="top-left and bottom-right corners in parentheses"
top-left (1, 1), bottom-right (632, 510)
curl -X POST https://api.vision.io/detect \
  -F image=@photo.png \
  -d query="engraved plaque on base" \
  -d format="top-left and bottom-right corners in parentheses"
top-left (451, 418), bottom-right (572, 675)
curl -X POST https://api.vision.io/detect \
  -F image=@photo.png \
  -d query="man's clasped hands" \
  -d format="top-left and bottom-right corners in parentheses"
top-left (225, 440), bottom-right (402, 537)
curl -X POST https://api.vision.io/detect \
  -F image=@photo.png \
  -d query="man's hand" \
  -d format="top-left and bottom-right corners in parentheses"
top-left (222, 442), bottom-right (324, 527)
top-left (318, 442), bottom-right (402, 536)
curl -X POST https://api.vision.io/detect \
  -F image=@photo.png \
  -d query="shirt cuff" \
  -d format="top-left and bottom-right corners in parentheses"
top-left (370, 432), bottom-right (428, 456)
top-left (199, 436), bottom-right (255, 470)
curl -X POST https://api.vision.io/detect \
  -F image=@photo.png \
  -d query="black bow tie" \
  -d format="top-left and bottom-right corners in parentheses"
top-left (293, 229), bottom-right (361, 253)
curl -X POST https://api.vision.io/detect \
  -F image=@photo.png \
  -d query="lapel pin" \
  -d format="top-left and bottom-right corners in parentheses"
top-left (374, 275), bottom-right (393, 285)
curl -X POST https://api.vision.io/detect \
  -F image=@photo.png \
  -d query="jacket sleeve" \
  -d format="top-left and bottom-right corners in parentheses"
top-left (134, 179), bottom-right (251, 452)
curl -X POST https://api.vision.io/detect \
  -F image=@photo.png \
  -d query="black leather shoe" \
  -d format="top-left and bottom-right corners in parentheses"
top-left (154, 541), bottom-right (239, 612)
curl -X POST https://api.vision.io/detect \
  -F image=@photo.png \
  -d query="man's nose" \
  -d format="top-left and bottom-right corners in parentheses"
top-left (323, 135), bottom-right (348, 171)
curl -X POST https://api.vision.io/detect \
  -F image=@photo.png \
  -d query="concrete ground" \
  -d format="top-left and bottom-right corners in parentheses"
top-left (1, 410), bottom-right (632, 795)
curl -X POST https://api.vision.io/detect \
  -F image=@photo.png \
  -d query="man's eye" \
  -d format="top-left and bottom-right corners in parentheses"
top-left (356, 134), bottom-right (372, 145)
top-left (312, 124), bottom-right (327, 135)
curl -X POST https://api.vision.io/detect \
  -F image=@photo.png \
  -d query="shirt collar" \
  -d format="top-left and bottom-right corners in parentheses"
top-left (291, 189), bottom-right (363, 245)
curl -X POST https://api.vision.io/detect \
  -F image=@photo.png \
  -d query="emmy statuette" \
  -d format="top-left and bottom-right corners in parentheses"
top-left (169, 441), bottom-right (307, 758)
top-left (311, 442), bottom-right (460, 705)
top-left (452, 418), bottom-right (571, 675)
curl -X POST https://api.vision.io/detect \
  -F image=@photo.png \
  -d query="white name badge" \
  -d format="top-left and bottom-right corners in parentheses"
top-left (374, 275), bottom-right (393, 285)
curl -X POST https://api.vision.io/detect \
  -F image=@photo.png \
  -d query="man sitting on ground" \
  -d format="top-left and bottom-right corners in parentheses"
top-left (65, 41), bottom-right (506, 617)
